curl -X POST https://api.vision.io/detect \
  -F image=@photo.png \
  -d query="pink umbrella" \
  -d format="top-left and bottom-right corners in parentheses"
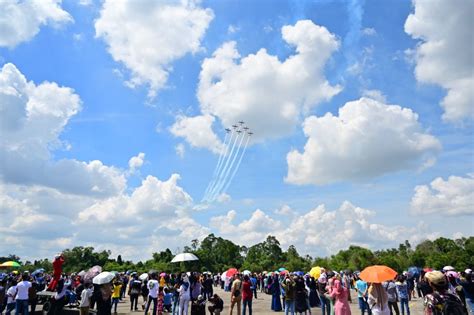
top-left (160, 272), bottom-right (167, 277)
top-left (226, 268), bottom-right (238, 277)
top-left (446, 271), bottom-right (459, 278)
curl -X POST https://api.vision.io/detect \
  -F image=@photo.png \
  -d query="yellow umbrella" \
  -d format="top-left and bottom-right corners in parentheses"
top-left (309, 266), bottom-right (321, 279)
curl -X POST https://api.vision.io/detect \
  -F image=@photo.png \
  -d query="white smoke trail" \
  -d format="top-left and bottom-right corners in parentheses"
top-left (202, 131), bottom-right (230, 201)
top-left (220, 134), bottom-right (250, 196)
top-left (210, 131), bottom-right (246, 202)
top-left (208, 130), bottom-right (242, 201)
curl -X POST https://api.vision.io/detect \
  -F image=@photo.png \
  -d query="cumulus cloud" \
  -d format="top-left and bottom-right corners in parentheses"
top-left (0, 63), bottom-right (125, 197)
top-left (405, 0), bottom-right (474, 122)
top-left (209, 209), bottom-right (283, 245)
top-left (95, 0), bottom-right (214, 99)
top-left (128, 152), bottom-right (145, 173)
top-left (286, 97), bottom-right (441, 185)
top-left (175, 143), bottom-right (186, 159)
top-left (170, 114), bottom-right (224, 154)
top-left (411, 174), bottom-right (474, 216)
top-left (208, 201), bottom-right (437, 256)
top-left (0, 0), bottom-right (72, 48)
top-left (197, 20), bottom-right (341, 143)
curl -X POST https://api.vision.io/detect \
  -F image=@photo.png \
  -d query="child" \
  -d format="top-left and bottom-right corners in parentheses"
top-left (111, 280), bottom-right (122, 314)
top-left (157, 286), bottom-right (164, 315)
top-left (163, 287), bottom-right (173, 312)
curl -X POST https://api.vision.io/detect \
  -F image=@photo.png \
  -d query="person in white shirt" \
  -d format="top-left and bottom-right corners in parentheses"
top-left (16, 273), bottom-right (32, 315)
top-left (5, 280), bottom-right (17, 315)
top-left (144, 273), bottom-right (159, 315)
top-left (79, 283), bottom-right (93, 315)
top-left (178, 278), bottom-right (191, 315)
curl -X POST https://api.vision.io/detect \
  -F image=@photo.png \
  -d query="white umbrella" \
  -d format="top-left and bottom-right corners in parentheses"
top-left (443, 266), bottom-right (455, 271)
top-left (243, 270), bottom-right (251, 276)
top-left (220, 271), bottom-right (228, 281)
top-left (139, 273), bottom-right (149, 281)
top-left (92, 271), bottom-right (115, 285)
top-left (171, 253), bottom-right (199, 263)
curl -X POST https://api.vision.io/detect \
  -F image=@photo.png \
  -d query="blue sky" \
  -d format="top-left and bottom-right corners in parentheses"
top-left (0, 0), bottom-right (472, 261)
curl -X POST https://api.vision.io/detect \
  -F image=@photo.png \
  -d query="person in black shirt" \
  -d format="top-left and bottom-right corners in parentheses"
top-left (208, 294), bottom-right (223, 314)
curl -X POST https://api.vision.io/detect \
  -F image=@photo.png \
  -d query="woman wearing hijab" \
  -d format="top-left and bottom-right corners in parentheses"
top-left (178, 277), bottom-right (191, 315)
top-left (329, 278), bottom-right (351, 315)
top-left (271, 274), bottom-right (283, 312)
top-left (368, 283), bottom-right (390, 315)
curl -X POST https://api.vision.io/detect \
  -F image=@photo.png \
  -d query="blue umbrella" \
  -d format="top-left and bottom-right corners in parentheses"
top-left (31, 268), bottom-right (45, 276)
top-left (278, 267), bottom-right (286, 272)
top-left (295, 271), bottom-right (305, 276)
top-left (408, 266), bottom-right (420, 278)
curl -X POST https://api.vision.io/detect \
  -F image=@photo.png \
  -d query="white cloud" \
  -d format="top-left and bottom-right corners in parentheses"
top-left (209, 209), bottom-right (282, 245)
top-left (411, 174), bottom-right (474, 216)
top-left (216, 192), bottom-right (231, 203)
top-left (0, 0), bottom-right (72, 48)
top-left (405, 0), bottom-right (474, 122)
top-left (286, 97), bottom-right (441, 185)
top-left (197, 20), bottom-right (341, 143)
top-left (95, 0), bottom-right (214, 99)
top-left (170, 114), bottom-right (223, 154)
top-left (207, 202), bottom-right (438, 256)
top-left (128, 152), bottom-right (145, 173)
top-left (362, 89), bottom-right (386, 103)
top-left (227, 25), bottom-right (240, 34)
top-left (0, 63), bottom-right (126, 197)
top-left (362, 27), bottom-right (376, 36)
top-left (175, 143), bottom-right (186, 158)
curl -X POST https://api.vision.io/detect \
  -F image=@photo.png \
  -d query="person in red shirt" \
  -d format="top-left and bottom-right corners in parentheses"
top-left (242, 275), bottom-right (253, 315)
top-left (47, 254), bottom-right (65, 291)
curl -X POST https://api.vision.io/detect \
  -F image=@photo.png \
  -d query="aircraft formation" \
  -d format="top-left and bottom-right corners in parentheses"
top-left (202, 121), bottom-right (253, 203)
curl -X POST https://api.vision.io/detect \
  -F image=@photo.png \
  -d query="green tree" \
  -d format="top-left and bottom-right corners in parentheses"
top-left (62, 246), bottom-right (111, 273)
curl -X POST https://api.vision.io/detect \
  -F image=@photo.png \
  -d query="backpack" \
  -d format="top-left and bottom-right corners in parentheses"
top-left (431, 292), bottom-right (467, 315)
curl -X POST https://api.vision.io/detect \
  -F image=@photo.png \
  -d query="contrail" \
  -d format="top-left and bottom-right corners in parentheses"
top-left (208, 130), bottom-right (242, 201)
top-left (202, 131), bottom-right (230, 201)
top-left (220, 134), bottom-right (250, 196)
top-left (210, 131), bottom-right (246, 202)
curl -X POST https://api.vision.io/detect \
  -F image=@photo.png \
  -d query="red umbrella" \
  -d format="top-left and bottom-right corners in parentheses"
top-left (279, 270), bottom-right (289, 275)
top-left (423, 267), bottom-right (433, 273)
top-left (226, 268), bottom-right (238, 277)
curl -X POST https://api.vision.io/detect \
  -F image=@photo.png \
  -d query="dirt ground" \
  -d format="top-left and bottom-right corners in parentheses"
top-left (111, 286), bottom-right (426, 315)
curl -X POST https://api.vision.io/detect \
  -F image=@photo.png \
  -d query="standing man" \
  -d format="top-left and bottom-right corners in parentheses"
top-left (250, 274), bottom-right (258, 299)
top-left (145, 273), bottom-right (159, 315)
top-left (229, 273), bottom-right (242, 315)
top-left (355, 275), bottom-right (370, 315)
top-left (282, 276), bottom-right (296, 315)
top-left (16, 272), bottom-right (32, 315)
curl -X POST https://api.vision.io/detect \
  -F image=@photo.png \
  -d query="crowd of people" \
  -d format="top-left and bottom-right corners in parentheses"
top-left (0, 258), bottom-right (473, 315)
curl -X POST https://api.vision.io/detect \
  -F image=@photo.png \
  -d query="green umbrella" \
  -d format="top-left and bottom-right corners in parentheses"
top-left (0, 261), bottom-right (21, 268)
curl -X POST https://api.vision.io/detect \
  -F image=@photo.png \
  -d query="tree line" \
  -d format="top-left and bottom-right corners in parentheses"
top-left (2, 235), bottom-right (472, 274)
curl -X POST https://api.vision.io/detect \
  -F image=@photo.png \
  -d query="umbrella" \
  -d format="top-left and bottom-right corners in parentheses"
top-left (171, 253), bottom-right (199, 263)
top-left (226, 268), bottom-right (238, 277)
top-left (220, 272), bottom-right (228, 281)
top-left (0, 261), bottom-right (20, 268)
top-left (160, 272), bottom-right (167, 277)
top-left (84, 266), bottom-right (102, 283)
top-left (279, 270), bottom-right (289, 275)
top-left (423, 267), bottom-right (433, 273)
top-left (442, 266), bottom-right (455, 272)
top-left (408, 267), bottom-right (420, 278)
top-left (93, 271), bottom-right (115, 285)
top-left (309, 266), bottom-right (322, 279)
top-left (243, 270), bottom-right (251, 276)
top-left (446, 271), bottom-right (459, 278)
top-left (139, 273), bottom-right (149, 281)
top-left (77, 270), bottom-right (86, 277)
top-left (360, 265), bottom-right (398, 283)
top-left (278, 267), bottom-right (286, 272)
top-left (295, 271), bottom-right (305, 276)
top-left (32, 268), bottom-right (45, 276)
